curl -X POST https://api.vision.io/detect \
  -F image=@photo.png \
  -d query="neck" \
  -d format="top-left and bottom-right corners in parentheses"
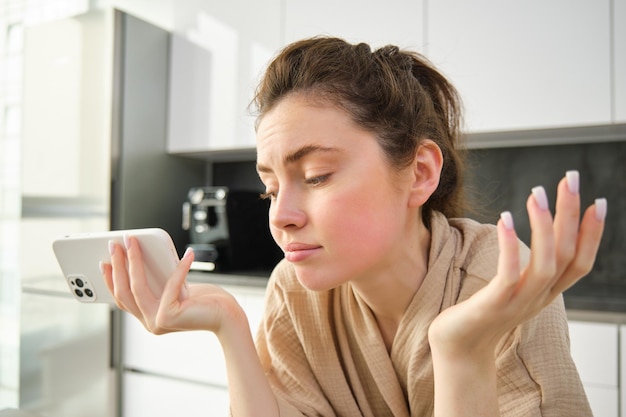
top-left (350, 219), bottom-right (431, 351)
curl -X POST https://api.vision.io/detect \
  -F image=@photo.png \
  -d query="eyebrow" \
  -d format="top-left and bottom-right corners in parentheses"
top-left (256, 145), bottom-right (341, 173)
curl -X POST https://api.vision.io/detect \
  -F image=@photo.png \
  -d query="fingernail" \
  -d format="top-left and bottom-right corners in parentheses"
top-left (500, 211), bottom-right (515, 230)
top-left (532, 186), bottom-right (549, 211)
top-left (108, 240), bottom-right (115, 256)
top-left (183, 247), bottom-right (193, 259)
top-left (595, 198), bottom-right (607, 221)
top-left (99, 261), bottom-right (105, 275)
top-left (123, 234), bottom-right (130, 250)
top-left (566, 170), bottom-right (579, 194)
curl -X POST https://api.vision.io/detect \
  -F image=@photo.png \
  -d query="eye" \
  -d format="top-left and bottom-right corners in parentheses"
top-left (304, 174), bottom-right (331, 187)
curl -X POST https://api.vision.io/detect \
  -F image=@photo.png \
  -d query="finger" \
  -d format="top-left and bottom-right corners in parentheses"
top-left (552, 198), bottom-right (607, 294)
top-left (125, 235), bottom-right (161, 317)
top-left (154, 248), bottom-right (194, 332)
top-left (525, 186), bottom-right (557, 288)
top-left (161, 247), bottom-right (194, 306)
top-left (493, 211), bottom-right (522, 300)
top-left (102, 261), bottom-right (127, 310)
top-left (109, 240), bottom-right (141, 316)
top-left (101, 261), bottom-right (114, 295)
top-left (553, 171), bottom-right (581, 277)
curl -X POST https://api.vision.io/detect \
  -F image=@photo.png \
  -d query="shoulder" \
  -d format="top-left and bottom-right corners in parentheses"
top-left (438, 214), bottom-right (529, 284)
top-left (451, 214), bottom-right (530, 280)
top-left (448, 216), bottom-right (500, 279)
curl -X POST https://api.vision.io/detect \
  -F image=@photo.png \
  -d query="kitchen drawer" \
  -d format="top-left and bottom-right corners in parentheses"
top-left (123, 315), bottom-right (226, 386)
top-left (568, 320), bottom-right (618, 387)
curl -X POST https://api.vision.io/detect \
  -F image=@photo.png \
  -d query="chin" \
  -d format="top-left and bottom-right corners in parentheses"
top-left (293, 266), bottom-right (343, 292)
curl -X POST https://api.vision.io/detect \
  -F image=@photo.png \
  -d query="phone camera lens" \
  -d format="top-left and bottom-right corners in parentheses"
top-left (85, 289), bottom-right (94, 297)
top-left (75, 278), bottom-right (84, 288)
top-left (74, 289), bottom-right (84, 297)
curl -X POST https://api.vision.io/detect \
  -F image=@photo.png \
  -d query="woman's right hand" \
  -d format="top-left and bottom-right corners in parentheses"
top-left (103, 236), bottom-right (280, 416)
top-left (101, 236), bottom-right (246, 337)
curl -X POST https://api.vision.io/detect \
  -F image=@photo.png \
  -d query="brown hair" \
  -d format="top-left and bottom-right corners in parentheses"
top-left (252, 36), bottom-right (466, 226)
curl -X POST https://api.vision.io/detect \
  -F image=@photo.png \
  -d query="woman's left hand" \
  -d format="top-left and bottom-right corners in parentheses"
top-left (428, 171), bottom-right (606, 416)
top-left (429, 171), bottom-right (606, 361)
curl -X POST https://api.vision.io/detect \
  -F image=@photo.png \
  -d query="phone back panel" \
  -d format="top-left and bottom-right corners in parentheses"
top-left (52, 228), bottom-right (179, 304)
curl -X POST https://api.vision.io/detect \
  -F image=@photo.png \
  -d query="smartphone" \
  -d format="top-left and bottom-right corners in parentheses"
top-left (52, 228), bottom-right (180, 304)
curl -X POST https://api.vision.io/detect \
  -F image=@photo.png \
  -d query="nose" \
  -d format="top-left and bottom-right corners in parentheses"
top-left (269, 191), bottom-right (306, 231)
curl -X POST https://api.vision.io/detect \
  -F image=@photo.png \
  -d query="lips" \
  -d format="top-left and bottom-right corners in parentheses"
top-left (283, 242), bottom-right (322, 262)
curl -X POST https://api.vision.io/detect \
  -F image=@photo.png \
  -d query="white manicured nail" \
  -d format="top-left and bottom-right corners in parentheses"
top-left (566, 170), bottom-right (579, 194)
top-left (595, 198), bottom-right (607, 221)
top-left (500, 211), bottom-right (514, 230)
top-left (532, 186), bottom-right (549, 211)
top-left (99, 261), bottom-right (105, 275)
top-left (108, 240), bottom-right (115, 256)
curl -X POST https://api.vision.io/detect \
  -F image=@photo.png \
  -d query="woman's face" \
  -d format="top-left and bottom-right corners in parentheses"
top-left (256, 95), bottom-right (419, 290)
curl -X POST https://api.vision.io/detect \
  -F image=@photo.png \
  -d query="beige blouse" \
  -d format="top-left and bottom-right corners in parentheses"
top-left (254, 212), bottom-right (592, 416)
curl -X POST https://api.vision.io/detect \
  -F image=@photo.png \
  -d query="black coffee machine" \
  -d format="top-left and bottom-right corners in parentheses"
top-left (182, 186), bottom-right (283, 272)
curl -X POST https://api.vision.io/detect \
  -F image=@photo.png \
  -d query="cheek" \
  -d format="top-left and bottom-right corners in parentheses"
top-left (324, 193), bottom-right (400, 249)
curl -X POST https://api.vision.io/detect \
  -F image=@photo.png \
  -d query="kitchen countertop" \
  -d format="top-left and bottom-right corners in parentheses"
top-left (187, 270), bottom-right (269, 288)
top-left (563, 282), bottom-right (626, 316)
top-left (193, 272), bottom-right (626, 322)
top-left (567, 308), bottom-right (626, 324)
top-left (563, 294), bottom-right (626, 315)
top-left (20, 270), bottom-right (270, 300)
top-left (25, 272), bottom-right (626, 323)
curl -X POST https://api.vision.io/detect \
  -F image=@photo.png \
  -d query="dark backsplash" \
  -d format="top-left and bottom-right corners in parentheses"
top-left (212, 140), bottom-right (626, 308)
top-left (213, 160), bottom-right (264, 192)
top-left (464, 140), bottom-right (626, 304)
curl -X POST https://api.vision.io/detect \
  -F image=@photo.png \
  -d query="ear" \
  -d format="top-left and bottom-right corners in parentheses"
top-left (407, 139), bottom-right (443, 208)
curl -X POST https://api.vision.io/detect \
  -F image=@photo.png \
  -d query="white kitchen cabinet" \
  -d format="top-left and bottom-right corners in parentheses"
top-left (427, 0), bottom-right (612, 133)
top-left (568, 320), bottom-right (619, 417)
top-left (584, 385), bottom-right (620, 417)
top-left (168, 0), bottom-right (425, 155)
top-left (166, 0), bottom-right (282, 153)
top-left (615, 0), bottom-right (626, 122)
top-left (121, 282), bottom-right (266, 416)
top-left (123, 312), bottom-right (227, 386)
top-left (21, 12), bottom-right (111, 199)
top-left (283, 0), bottom-right (424, 50)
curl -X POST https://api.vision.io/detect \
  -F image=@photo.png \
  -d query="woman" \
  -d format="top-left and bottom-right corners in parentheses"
top-left (103, 37), bottom-right (607, 416)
